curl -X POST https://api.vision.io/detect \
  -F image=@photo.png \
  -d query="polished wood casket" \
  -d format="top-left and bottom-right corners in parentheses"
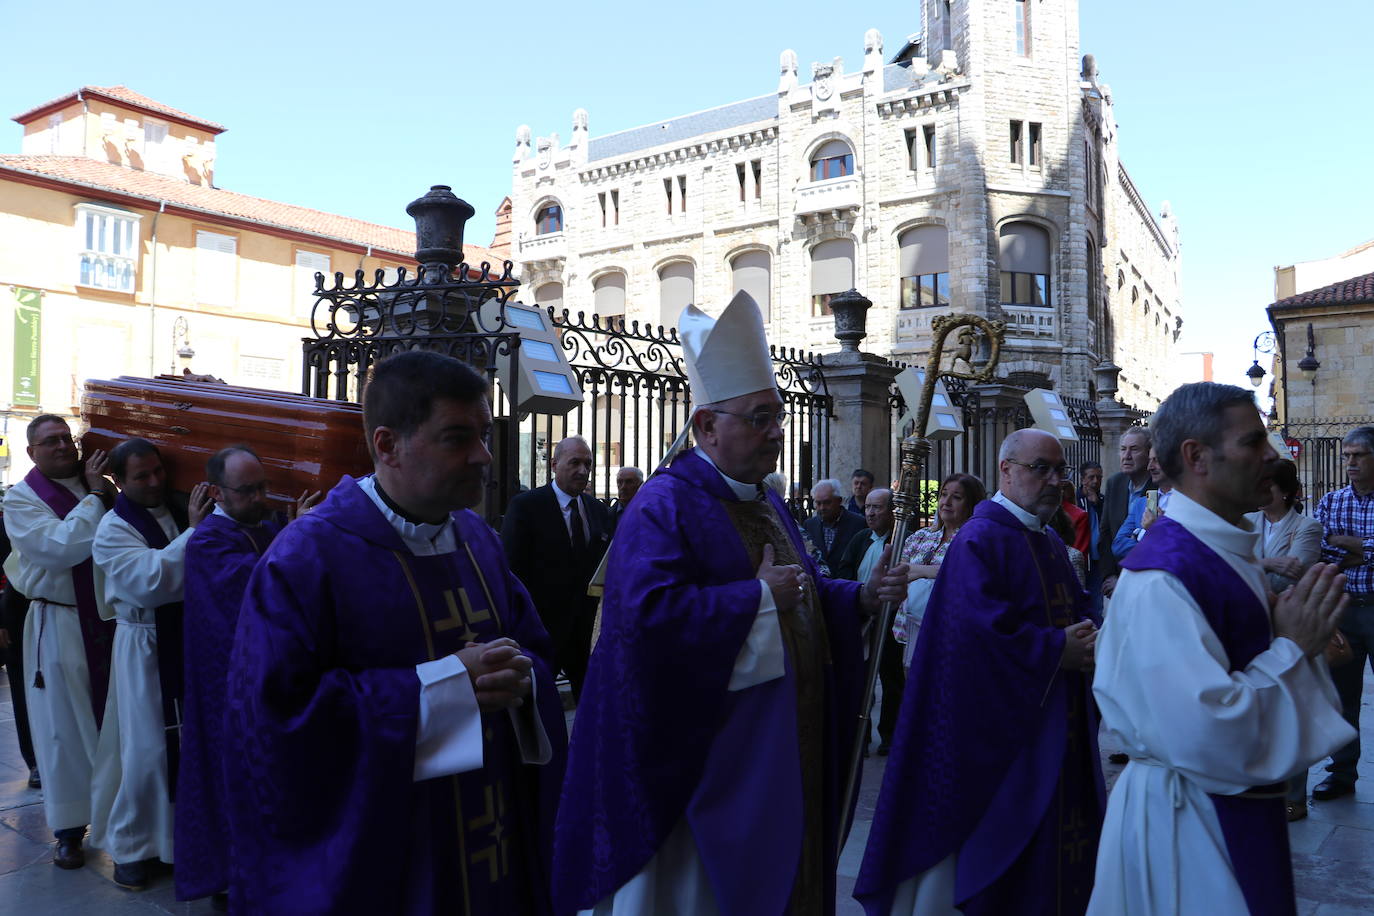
top-left (81, 375), bottom-right (371, 509)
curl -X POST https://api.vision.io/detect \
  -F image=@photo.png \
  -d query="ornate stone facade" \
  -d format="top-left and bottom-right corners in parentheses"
top-left (509, 0), bottom-right (1181, 409)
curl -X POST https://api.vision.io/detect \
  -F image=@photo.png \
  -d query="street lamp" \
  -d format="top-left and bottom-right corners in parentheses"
top-left (1247, 331), bottom-right (1276, 389)
top-left (1297, 322), bottom-right (1321, 382)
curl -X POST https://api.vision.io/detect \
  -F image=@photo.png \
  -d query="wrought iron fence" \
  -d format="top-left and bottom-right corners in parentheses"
top-left (887, 378), bottom-right (1103, 527)
top-left (301, 262), bottom-right (833, 523)
top-left (1278, 417), bottom-right (1372, 506)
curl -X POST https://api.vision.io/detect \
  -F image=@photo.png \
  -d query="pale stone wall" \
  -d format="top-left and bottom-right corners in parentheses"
top-left (1274, 304), bottom-right (1374, 424)
top-left (509, 0), bottom-right (1180, 410)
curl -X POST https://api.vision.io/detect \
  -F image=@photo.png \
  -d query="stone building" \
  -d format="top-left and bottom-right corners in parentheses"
top-left (509, 0), bottom-right (1181, 410)
top-left (0, 85), bottom-right (508, 484)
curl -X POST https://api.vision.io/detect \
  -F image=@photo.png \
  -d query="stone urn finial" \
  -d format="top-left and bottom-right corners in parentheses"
top-left (406, 185), bottom-right (475, 276)
top-left (829, 288), bottom-right (872, 352)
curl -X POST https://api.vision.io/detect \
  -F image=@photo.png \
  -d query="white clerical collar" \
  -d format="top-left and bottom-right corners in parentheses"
top-left (693, 447), bottom-right (761, 501)
top-left (358, 475), bottom-right (456, 556)
top-left (550, 480), bottom-right (582, 509)
top-left (211, 503), bottom-right (267, 527)
top-left (1161, 490), bottom-right (1260, 561)
top-left (993, 490), bottom-right (1045, 532)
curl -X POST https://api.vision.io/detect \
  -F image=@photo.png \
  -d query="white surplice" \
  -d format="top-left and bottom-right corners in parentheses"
top-left (2, 476), bottom-right (110, 832)
top-left (89, 506), bottom-right (192, 863)
top-left (580, 449), bottom-right (785, 916)
top-left (1088, 491), bottom-right (1354, 915)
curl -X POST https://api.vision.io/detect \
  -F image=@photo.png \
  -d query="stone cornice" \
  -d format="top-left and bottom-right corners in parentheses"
top-left (579, 126), bottom-right (779, 182)
top-left (876, 80), bottom-right (968, 118)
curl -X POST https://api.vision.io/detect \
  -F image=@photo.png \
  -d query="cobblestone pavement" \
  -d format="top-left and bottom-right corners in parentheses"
top-left (2, 668), bottom-right (1370, 913)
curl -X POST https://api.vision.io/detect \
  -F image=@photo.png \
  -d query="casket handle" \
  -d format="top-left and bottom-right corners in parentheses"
top-left (169, 425), bottom-right (191, 436)
top-left (173, 401), bottom-right (194, 410)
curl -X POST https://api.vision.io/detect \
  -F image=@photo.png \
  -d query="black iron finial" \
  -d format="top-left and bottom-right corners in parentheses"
top-left (829, 288), bottom-right (872, 352)
top-left (406, 185), bottom-right (476, 276)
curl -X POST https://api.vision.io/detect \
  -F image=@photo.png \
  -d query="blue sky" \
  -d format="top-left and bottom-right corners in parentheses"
top-left (3, 0), bottom-right (1372, 394)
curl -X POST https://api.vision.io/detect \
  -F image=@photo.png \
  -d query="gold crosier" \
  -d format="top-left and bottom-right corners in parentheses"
top-left (835, 313), bottom-right (1006, 854)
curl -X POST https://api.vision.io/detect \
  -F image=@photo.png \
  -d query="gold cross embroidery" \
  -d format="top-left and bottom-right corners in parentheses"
top-left (433, 588), bottom-right (491, 639)
top-left (467, 784), bottom-right (509, 883)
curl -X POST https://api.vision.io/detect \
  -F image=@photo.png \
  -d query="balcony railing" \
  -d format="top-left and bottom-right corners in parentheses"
top-left (78, 252), bottom-right (135, 293)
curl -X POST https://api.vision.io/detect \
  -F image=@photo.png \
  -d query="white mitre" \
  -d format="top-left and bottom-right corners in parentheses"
top-left (679, 291), bottom-right (776, 407)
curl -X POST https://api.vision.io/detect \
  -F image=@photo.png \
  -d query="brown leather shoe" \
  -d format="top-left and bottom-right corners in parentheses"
top-left (53, 836), bottom-right (85, 869)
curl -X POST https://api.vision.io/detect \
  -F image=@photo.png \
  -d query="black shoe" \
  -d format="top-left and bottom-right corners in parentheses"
top-left (113, 860), bottom-right (148, 890)
top-left (211, 892), bottom-right (230, 912)
top-left (27, 767), bottom-right (40, 789)
top-left (53, 837), bottom-right (85, 869)
top-left (1108, 752), bottom-right (1129, 765)
top-left (1312, 777), bottom-right (1356, 801)
top-left (876, 742), bottom-right (891, 756)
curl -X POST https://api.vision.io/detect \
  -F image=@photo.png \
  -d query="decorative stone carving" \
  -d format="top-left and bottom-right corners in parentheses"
top-left (863, 29), bottom-right (883, 74)
top-left (779, 49), bottom-right (799, 93)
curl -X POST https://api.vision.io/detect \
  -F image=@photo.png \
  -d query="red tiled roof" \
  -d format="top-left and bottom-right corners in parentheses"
top-left (14, 86), bottom-right (227, 134)
top-left (1270, 271), bottom-right (1374, 310)
top-left (0, 154), bottom-right (503, 266)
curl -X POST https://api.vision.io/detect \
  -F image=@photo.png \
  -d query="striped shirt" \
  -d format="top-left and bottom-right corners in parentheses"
top-left (1315, 484), bottom-right (1374, 596)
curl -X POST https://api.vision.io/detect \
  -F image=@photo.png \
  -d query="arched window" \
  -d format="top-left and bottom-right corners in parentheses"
top-left (535, 202), bottom-right (563, 235)
top-left (533, 281), bottom-right (563, 312)
top-left (899, 226), bottom-right (949, 309)
top-left (997, 222), bottom-right (1051, 307)
top-left (658, 262), bottom-right (695, 328)
top-left (592, 271), bottom-right (626, 321)
top-left (810, 139), bottom-right (854, 182)
top-left (810, 238), bottom-right (855, 316)
top-left (730, 250), bottom-right (771, 319)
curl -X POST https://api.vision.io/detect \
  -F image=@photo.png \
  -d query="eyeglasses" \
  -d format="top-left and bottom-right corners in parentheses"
top-left (711, 408), bottom-right (789, 430)
top-left (33, 434), bottom-right (75, 448)
top-left (1006, 459), bottom-right (1073, 480)
top-left (221, 481), bottom-right (269, 497)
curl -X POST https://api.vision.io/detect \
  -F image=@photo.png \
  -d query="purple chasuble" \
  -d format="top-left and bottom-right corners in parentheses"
top-left (111, 493), bottom-right (187, 800)
top-left (856, 500), bottom-right (1105, 916)
top-left (22, 467), bottom-right (115, 728)
top-left (175, 510), bottom-right (282, 902)
top-left (225, 476), bottom-right (566, 916)
top-left (1121, 517), bottom-right (1296, 916)
top-left (553, 449), bottom-right (866, 916)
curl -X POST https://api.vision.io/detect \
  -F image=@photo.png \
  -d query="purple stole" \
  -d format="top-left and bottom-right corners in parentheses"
top-left (1122, 517), bottom-right (1295, 916)
top-left (22, 468), bottom-right (115, 728)
top-left (112, 494), bottom-right (185, 800)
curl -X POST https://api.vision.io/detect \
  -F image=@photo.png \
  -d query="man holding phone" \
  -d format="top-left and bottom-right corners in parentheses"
top-left (1112, 449), bottom-right (1171, 560)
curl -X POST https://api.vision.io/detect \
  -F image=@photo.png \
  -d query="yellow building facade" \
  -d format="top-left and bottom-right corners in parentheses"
top-left (0, 85), bottom-right (504, 484)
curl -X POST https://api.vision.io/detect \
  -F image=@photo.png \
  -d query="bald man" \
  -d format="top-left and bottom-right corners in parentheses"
top-left (858, 429), bottom-right (1105, 915)
top-left (501, 436), bottom-right (610, 699)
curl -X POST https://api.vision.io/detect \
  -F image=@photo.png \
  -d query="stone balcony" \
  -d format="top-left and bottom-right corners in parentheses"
top-left (1001, 306), bottom-right (1056, 340)
top-left (517, 230), bottom-right (567, 264)
top-left (794, 176), bottom-right (861, 220)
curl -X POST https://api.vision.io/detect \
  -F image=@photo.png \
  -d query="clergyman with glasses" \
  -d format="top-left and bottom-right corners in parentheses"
top-left (857, 427), bottom-right (1105, 914)
top-left (175, 445), bottom-right (318, 907)
top-left (555, 292), bottom-right (909, 914)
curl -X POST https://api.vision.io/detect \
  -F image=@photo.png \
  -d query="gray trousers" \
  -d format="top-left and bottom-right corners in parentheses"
top-left (1326, 595), bottom-right (1374, 784)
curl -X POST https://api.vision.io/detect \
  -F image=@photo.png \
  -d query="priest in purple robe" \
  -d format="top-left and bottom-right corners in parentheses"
top-left (175, 445), bottom-right (317, 905)
top-left (1089, 384), bottom-right (1352, 915)
top-left (225, 351), bottom-right (567, 915)
top-left (856, 427), bottom-right (1105, 915)
top-left (554, 291), bottom-right (910, 916)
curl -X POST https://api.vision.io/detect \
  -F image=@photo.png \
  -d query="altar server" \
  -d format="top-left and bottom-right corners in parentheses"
top-left (1089, 383), bottom-right (1352, 915)
top-left (555, 291), bottom-right (908, 916)
top-left (90, 438), bottom-right (211, 889)
top-left (225, 351), bottom-right (566, 914)
top-left (856, 427), bottom-right (1104, 915)
top-left (2, 414), bottom-right (116, 869)
top-left (175, 445), bottom-right (316, 904)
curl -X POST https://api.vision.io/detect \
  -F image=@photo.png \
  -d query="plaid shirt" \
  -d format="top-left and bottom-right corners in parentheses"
top-left (1315, 484), bottom-right (1374, 596)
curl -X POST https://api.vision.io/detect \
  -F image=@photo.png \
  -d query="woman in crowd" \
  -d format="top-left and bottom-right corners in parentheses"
top-left (891, 472), bottom-right (986, 667)
top-left (1245, 458), bottom-right (1324, 821)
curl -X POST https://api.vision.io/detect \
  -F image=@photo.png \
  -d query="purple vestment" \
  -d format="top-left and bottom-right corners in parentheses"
top-left (175, 510), bottom-right (282, 902)
top-left (856, 500), bottom-right (1105, 915)
top-left (22, 467), bottom-right (115, 727)
top-left (553, 449), bottom-right (866, 916)
top-left (1122, 517), bottom-right (1296, 916)
top-left (225, 476), bottom-right (567, 915)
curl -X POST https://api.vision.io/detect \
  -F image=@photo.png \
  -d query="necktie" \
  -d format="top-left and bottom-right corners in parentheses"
top-left (569, 496), bottom-right (588, 554)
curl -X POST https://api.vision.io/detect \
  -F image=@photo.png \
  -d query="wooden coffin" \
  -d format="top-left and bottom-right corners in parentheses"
top-left (81, 375), bottom-right (371, 509)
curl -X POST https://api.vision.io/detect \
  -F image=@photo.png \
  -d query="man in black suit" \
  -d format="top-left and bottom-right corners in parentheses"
top-left (1099, 427), bottom-right (1152, 598)
top-left (802, 478), bottom-right (867, 577)
top-left (845, 468), bottom-right (875, 515)
top-left (501, 436), bottom-right (610, 700)
top-left (607, 466), bottom-right (643, 535)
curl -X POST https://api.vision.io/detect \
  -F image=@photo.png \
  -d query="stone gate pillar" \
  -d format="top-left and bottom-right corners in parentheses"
top-left (819, 289), bottom-right (902, 489)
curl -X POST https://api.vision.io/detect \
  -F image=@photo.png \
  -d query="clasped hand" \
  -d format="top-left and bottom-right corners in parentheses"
top-left (454, 637), bottom-right (533, 712)
top-left (1060, 620), bottom-right (1097, 672)
top-left (1273, 563), bottom-right (1348, 658)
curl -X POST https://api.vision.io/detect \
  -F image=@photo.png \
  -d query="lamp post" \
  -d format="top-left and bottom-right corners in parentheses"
top-left (1247, 331), bottom-right (1276, 389)
top-left (1297, 322), bottom-right (1321, 383)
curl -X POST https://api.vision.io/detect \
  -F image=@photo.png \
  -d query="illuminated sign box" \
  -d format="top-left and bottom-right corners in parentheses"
top-left (893, 366), bottom-right (964, 441)
top-left (1024, 388), bottom-right (1079, 443)
top-left (479, 300), bottom-right (584, 415)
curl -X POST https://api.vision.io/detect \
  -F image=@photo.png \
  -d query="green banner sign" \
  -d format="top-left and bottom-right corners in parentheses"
top-left (12, 286), bottom-right (41, 407)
